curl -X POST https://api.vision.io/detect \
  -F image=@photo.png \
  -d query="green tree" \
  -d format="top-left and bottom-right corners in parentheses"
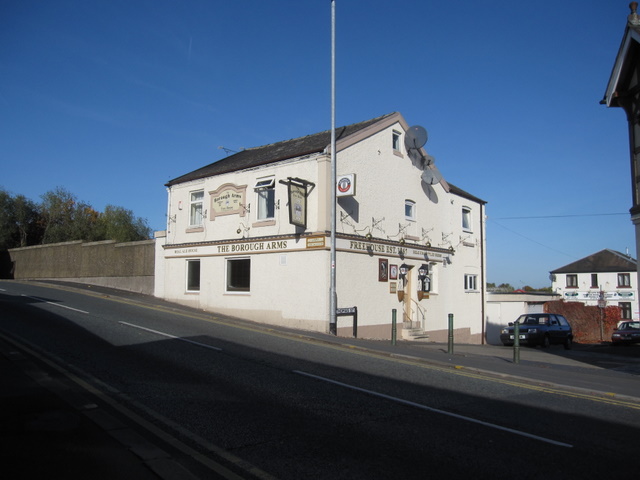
top-left (14, 194), bottom-right (41, 247)
top-left (97, 205), bottom-right (151, 242)
top-left (0, 188), bottom-right (19, 250)
top-left (39, 187), bottom-right (78, 244)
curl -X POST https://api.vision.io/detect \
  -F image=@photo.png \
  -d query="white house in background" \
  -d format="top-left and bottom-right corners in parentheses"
top-left (154, 112), bottom-right (488, 342)
top-left (550, 249), bottom-right (639, 320)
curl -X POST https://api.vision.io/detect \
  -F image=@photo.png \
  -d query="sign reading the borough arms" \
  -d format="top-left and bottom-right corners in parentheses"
top-left (209, 184), bottom-right (247, 220)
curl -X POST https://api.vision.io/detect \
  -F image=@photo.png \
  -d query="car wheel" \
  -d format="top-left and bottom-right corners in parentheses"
top-left (564, 337), bottom-right (572, 350)
top-left (542, 335), bottom-right (550, 348)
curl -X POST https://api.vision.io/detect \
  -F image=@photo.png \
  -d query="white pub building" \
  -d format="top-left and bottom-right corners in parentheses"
top-left (154, 112), bottom-right (487, 342)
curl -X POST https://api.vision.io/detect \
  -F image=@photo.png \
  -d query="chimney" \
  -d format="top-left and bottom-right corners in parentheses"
top-left (629, 2), bottom-right (640, 27)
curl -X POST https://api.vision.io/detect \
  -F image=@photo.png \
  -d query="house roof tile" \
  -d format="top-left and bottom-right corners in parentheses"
top-left (550, 249), bottom-right (637, 274)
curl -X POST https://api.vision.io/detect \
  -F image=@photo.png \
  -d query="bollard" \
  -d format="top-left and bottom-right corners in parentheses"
top-left (391, 309), bottom-right (397, 346)
top-left (447, 313), bottom-right (454, 354)
top-left (513, 320), bottom-right (520, 364)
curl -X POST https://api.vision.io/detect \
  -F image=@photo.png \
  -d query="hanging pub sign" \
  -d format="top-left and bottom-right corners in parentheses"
top-left (280, 177), bottom-right (314, 229)
top-left (289, 183), bottom-right (307, 228)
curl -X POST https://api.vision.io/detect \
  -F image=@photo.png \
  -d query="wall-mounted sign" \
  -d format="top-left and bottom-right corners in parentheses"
top-left (288, 182), bottom-right (307, 228)
top-left (337, 174), bottom-right (356, 197)
top-left (306, 236), bottom-right (326, 249)
top-left (209, 183), bottom-right (247, 220)
top-left (379, 258), bottom-right (388, 282)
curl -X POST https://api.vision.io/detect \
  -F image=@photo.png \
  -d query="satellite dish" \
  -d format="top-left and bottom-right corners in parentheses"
top-left (404, 126), bottom-right (428, 150)
top-left (421, 165), bottom-right (443, 186)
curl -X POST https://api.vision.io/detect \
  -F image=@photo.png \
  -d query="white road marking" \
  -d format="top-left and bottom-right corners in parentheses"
top-left (119, 321), bottom-right (223, 351)
top-left (21, 294), bottom-right (89, 314)
top-left (293, 370), bottom-right (573, 448)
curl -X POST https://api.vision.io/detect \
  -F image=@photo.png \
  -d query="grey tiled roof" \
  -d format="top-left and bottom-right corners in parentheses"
top-left (166, 113), bottom-right (398, 187)
top-left (550, 249), bottom-right (637, 274)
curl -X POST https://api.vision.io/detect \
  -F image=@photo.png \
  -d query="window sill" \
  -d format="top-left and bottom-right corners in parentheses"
top-left (186, 226), bottom-right (204, 233)
top-left (252, 219), bottom-right (276, 228)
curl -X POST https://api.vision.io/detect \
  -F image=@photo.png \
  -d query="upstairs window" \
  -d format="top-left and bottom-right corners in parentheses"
top-left (566, 274), bottom-right (578, 288)
top-left (189, 190), bottom-right (204, 227)
top-left (462, 207), bottom-right (472, 232)
top-left (405, 199), bottom-right (416, 221)
top-left (618, 273), bottom-right (631, 288)
top-left (255, 177), bottom-right (275, 220)
top-left (591, 274), bottom-right (598, 289)
top-left (392, 130), bottom-right (401, 153)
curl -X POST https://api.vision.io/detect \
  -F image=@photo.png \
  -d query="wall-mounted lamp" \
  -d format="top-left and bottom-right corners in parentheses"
top-left (397, 263), bottom-right (411, 302)
top-left (399, 238), bottom-right (405, 246)
top-left (399, 263), bottom-right (410, 286)
top-left (418, 263), bottom-right (430, 300)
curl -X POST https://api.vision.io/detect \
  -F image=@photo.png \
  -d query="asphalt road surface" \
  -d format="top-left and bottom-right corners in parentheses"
top-left (1, 280), bottom-right (639, 479)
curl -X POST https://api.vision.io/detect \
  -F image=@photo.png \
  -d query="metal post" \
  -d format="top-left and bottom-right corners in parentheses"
top-left (513, 320), bottom-right (520, 364)
top-left (391, 309), bottom-right (397, 346)
top-left (447, 313), bottom-right (454, 354)
top-left (329, 0), bottom-right (337, 336)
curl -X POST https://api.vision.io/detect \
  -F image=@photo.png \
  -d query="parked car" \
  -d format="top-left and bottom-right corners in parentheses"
top-left (611, 321), bottom-right (640, 345)
top-left (500, 313), bottom-right (573, 349)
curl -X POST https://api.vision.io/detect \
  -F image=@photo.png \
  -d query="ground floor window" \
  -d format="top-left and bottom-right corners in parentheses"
top-left (186, 259), bottom-right (201, 292)
top-left (620, 302), bottom-right (632, 319)
top-left (227, 258), bottom-right (250, 292)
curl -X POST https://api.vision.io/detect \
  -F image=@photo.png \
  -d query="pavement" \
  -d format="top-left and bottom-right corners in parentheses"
top-left (2, 281), bottom-right (640, 479)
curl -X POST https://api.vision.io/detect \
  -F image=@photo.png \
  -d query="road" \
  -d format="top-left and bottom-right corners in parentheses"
top-left (1, 280), bottom-right (639, 479)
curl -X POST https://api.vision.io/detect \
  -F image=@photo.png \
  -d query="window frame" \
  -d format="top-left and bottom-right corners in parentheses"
top-left (254, 177), bottom-right (276, 221)
top-left (566, 274), bottom-right (578, 288)
top-left (590, 273), bottom-right (598, 289)
top-left (189, 190), bottom-right (204, 227)
top-left (620, 302), bottom-right (632, 319)
top-left (462, 207), bottom-right (472, 232)
top-left (618, 273), bottom-right (631, 288)
top-left (405, 199), bottom-right (416, 221)
top-left (464, 273), bottom-right (478, 291)
top-left (226, 257), bottom-right (251, 293)
top-left (186, 259), bottom-right (201, 292)
top-left (392, 130), bottom-right (402, 153)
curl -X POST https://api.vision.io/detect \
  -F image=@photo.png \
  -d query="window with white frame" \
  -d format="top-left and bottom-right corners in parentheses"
top-left (254, 177), bottom-right (275, 221)
top-left (392, 130), bottom-right (401, 152)
top-left (186, 259), bottom-right (201, 292)
top-left (227, 258), bottom-right (250, 292)
top-left (462, 207), bottom-right (472, 232)
top-left (618, 273), bottom-right (631, 287)
top-left (405, 199), bottom-right (416, 221)
top-left (189, 190), bottom-right (204, 227)
top-left (464, 274), bottom-right (477, 291)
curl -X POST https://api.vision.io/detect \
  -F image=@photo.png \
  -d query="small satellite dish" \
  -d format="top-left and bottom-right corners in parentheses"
top-left (421, 165), bottom-right (443, 186)
top-left (404, 126), bottom-right (428, 150)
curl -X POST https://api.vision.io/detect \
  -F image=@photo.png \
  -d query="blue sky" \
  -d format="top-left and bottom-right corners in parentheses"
top-left (0, 0), bottom-right (634, 288)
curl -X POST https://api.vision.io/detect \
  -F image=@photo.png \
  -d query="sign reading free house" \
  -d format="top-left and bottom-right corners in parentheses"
top-left (209, 183), bottom-right (247, 219)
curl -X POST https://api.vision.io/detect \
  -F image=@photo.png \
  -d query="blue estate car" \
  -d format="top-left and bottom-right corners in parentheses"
top-left (500, 313), bottom-right (573, 349)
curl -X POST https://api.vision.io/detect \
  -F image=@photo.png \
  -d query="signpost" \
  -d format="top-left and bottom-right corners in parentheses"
top-left (336, 306), bottom-right (357, 338)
